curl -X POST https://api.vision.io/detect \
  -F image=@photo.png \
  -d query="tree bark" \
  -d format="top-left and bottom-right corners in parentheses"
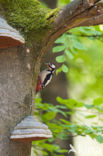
top-left (0, 45), bottom-right (37, 156)
top-left (0, 0), bottom-right (103, 156)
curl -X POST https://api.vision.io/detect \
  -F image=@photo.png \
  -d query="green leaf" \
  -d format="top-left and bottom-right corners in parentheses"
top-left (55, 34), bottom-right (66, 44)
top-left (95, 135), bottom-right (103, 143)
top-left (74, 41), bottom-right (86, 50)
top-left (69, 45), bottom-right (78, 54)
top-left (42, 112), bottom-right (56, 121)
top-left (65, 49), bottom-right (74, 59)
top-left (56, 65), bottom-right (68, 74)
top-left (56, 97), bottom-right (83, 109)
top-left (56, 67), bottom-right (62, 75)
top-left (53, 45), bottom-right (65, 53)
top-left (85, 115), bottom-right (96, 118)
top-left (56, 55), bottom-right (66, 63)
top-left (60, 119), bottom-right (71, 125)
top-left (93, 97), bottom-right (103, 105)
top-left (61, 64), bottom-right (68, 73)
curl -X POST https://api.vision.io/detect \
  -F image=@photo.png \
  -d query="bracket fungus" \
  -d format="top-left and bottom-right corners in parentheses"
top-left (0, 16), bottom-right (25, 49)
top-left (10, 116), bottom-right (52, 142)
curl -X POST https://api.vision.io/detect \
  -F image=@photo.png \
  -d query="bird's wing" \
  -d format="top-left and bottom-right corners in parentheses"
top-left (43, 73), bottom-right (52, 87)
top-left (39, 70), bottom-right (50, 83)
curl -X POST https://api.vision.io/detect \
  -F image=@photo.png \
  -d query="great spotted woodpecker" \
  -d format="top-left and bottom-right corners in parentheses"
top-left (36, 63), bottom-right (55, 93)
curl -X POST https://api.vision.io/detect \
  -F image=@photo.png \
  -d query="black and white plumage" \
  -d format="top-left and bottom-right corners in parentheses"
top-left (36, 63), bottom-right (55, 93)
top-left (40, 63), bottom-right (55, 88)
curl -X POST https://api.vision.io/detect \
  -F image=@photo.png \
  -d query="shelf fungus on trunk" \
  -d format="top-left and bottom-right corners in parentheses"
top-left (10, 116), bottom-right (52, 142)
top-left (0, 16), bottom-right (25, 49)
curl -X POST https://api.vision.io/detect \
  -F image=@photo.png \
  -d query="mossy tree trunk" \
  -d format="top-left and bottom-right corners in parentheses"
top-left (0, 0), bottom-right (103, 156)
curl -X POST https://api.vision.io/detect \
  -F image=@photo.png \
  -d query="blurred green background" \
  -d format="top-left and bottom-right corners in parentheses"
top-left (32, 0), bottom-right (103, 156)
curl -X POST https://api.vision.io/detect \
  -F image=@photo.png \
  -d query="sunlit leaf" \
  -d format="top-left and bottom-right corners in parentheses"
top-left (65, 49), bottom-right (74, 59)
top-left (62, 64), bottom-right (68, 73)
top-left (55, 34), bottom-right (66, 44)
top-left (93, 97), bottom-right (103, 105)
top-left (53, 45), bottom-right (65, 53)
top-left (56, 67), bottom-right (62, 75)
top-left (85, 115), bottom-right (96, 118)
top-left (56, 55), bottom-right (66, 63)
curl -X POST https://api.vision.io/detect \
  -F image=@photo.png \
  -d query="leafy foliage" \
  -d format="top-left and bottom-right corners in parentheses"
top-left (33, 1), bottom-right (103, 156)
top-left (33, 15), bottom-right (103, 156)
top-left (52, 26), bottom-right (103, 74)
top-left (33, 96), bottom-right (103, 155)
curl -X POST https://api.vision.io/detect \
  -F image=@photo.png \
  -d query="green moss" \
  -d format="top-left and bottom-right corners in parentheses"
top-left (0, 0), bottom-right (60, 42)
top-left (46, 8), bottom-right (60, 24)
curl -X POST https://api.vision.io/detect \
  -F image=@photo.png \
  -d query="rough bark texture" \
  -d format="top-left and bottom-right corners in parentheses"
top-left (0, 0), bottom-right (103, 156)
top-left (0, 45), bottom-right (35, 156)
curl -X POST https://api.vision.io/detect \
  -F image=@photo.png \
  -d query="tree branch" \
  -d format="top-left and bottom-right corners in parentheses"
top-left (40, 0), bottom-right (103, 61)
top-left (53, 0), bottom-right (95, 28)
top-left (49, 0), bottom-right (103, 41)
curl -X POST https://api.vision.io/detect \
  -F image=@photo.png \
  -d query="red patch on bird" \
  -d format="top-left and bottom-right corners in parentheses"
top-left (36, 77), bottom-right (42, 93)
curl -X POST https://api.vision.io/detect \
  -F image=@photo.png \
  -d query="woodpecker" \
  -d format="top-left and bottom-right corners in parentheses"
top-left (36, 63), bottom-right (55, 93)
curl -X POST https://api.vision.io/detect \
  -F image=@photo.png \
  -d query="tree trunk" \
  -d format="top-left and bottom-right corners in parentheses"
top-left (0, 45), bottom-right (36, 156)
top-left (0, 0), bottom-right (103, 156)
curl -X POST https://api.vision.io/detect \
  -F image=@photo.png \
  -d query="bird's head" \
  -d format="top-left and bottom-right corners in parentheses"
top-left (47, 63), bottom-right (55, 71)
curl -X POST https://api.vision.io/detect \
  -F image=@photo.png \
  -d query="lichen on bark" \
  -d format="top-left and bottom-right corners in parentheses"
top-left (0, 0), bottom-right (59, 42)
